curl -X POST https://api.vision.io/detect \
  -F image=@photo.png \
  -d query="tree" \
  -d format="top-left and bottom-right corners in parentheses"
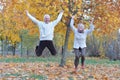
top-left (80, 0), bottom-right (120, 58)
top-left (59, 0), bottom-right (83, 66)
top-left (1, 0), bottom-right (82, 65)
top-left (89, 0), bottom-right (120, 37)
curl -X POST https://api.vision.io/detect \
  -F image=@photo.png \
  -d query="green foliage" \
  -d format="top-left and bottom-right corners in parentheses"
top-left (20, 29), bottom-right (39, 49)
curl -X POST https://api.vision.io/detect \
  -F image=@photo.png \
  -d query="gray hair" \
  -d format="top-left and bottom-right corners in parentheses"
top-left (44, 14), bottom-right (50, 19)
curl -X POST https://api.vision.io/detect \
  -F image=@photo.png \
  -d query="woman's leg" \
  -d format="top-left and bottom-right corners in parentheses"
top-left (74, 56), bottom-right (80, 69)
top-left (81, 48), bottom-right (86, 69)
top-left (81, 56), bottom-right (85, 66)
top-left (74, 49), bottom-right (81, 71)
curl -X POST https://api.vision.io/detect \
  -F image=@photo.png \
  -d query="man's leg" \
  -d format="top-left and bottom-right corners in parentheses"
top-left (36, 41), bottom-right (46, 57)
top-left (46, 41), bottom-right (57, 56)
top-left (35, 45), bottom-right (39, 53)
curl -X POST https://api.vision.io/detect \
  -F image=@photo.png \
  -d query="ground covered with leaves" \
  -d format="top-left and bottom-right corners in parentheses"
top-left (0, 57), bottom-right (120, 80)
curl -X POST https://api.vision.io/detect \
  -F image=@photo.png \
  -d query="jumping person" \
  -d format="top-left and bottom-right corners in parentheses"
top-left (26, 10), bottom-right (64, 56)
top-left (70, 16), bottom-right (95, 72)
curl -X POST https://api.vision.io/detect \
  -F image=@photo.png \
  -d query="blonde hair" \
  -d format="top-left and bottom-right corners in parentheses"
top-left (78, 23), bottom-right (84, 29)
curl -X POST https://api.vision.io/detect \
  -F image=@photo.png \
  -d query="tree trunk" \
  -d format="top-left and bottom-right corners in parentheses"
top-left (1, 39), bottom-right (4, 56)
top-left (60, 20), bottom-right (71, 67)
top-left (6, 37), bottom-right (8, 55)
top-left (3, 36), bottom-right (8, 56)
top-left (27, 47), bottom-right (29, 57)
top-left (13, 46), bottom-right (16, 56)
top-left (20, 35), bottom-right (23, 57)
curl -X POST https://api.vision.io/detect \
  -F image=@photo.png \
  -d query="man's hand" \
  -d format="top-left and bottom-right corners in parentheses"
top-left (25, 10), bottom-right (28, 14)
top-left (59, 10), bottom-right (64, 13)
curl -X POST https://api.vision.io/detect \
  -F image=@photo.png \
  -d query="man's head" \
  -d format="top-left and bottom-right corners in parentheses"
top-left (44, 14), bottom-right (50, 23)
top-left (77, 23), bottom-right (84, 33)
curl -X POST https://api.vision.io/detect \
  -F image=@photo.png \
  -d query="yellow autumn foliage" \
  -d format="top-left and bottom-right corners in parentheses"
top-left (0, 0), bottom-right (119, 50)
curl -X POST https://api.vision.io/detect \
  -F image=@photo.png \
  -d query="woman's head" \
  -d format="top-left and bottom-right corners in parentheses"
top-left (77, 23), bottom-right (84, 33)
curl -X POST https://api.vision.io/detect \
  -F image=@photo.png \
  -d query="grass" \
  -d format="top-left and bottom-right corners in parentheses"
top-left (4, 73), bottom-right (20, 77)
top-left (0, 56), bottom-right (61, 63)
top-left (85, 57), bottom-right (120, 65)
top-left (0, 73), bottom-right (47, 80)
top-left (30, 74), bottom-right (47, 80)
top-left (0, 56), bottom-right (119, 65)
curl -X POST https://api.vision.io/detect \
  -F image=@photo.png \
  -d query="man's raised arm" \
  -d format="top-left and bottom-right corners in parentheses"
top-left (52, 10), bottom-right (64, 27)
top-left (26, 10), bottom-right (41, 25)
